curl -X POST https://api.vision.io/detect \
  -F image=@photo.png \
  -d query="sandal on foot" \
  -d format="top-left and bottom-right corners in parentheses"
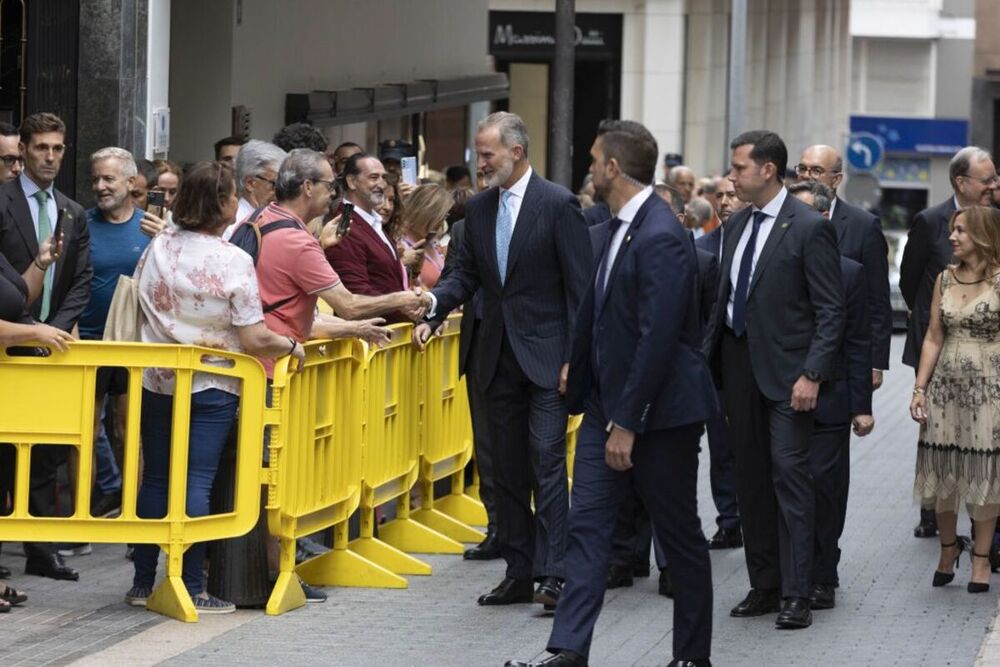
top-left (1, 584), bottom-right (27, 606)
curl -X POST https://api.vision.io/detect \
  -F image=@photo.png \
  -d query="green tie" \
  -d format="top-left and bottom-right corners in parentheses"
top-left (33, 189), bottom-right (53, 321)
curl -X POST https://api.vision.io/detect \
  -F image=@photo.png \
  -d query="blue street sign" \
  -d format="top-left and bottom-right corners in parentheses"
top-left (849, 116), bottom-right (969, 156)
top-left (846, 132), bottom-right (884, 172)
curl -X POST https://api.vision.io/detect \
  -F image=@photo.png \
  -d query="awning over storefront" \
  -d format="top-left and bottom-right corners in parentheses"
top-left (285, 73), bottom-right (509, 126)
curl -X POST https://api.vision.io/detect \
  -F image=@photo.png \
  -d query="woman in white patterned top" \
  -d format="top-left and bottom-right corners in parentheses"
top-left (126, 161), bottom-right (303, 615)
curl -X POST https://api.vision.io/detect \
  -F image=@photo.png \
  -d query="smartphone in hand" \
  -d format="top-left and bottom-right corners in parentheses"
top-left (147, 190), bottom-right (166, 218)
top-left (338, 202), bottom-right (354, 237)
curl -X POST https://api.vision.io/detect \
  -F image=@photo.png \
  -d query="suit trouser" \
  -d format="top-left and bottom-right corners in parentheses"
top-left (809, 421), bottom-right (850, 586)
top-left (466, 361), bottom-right (497, 534)
top-left (24, 444), bottom-right (72, 559)
top-left (610, 478), bottom-right (653, 570)
top-left (721, 331), bottom-right (815, 599)
top-left (486, 336), bottom-right (568, 581)
top-left (548, 409), bottom-right (712, 661)
top-left (707, 390), bottom-right (741, 530)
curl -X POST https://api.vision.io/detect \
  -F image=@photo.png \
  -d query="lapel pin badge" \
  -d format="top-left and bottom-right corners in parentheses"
top-left (781, 222), bottom-right (789, 229)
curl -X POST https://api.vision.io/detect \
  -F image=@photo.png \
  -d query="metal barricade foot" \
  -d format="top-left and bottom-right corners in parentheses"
top-left (146, 576), bottom-right (198, 622)
top-left (378, 516), bottom-right (464, 554)
top-left (349, 535), bottom-right (432, 575)
top-left (266, 571), bottom-right (306, 616)
top-left (434, 492), bottom-right (488, 528)
top-left (298, 546), bottom-right (407, 588)
top-left (411, 507), bottom-right (485, 543)
top-left (465, 483), bottom-right (481, 502)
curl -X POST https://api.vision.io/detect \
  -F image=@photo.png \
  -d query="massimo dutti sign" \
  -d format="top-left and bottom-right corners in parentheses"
top-left (488, 11), bottom-right (621, 58)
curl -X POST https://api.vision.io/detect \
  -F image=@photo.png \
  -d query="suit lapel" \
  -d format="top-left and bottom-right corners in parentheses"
top-left (52, 191), bottom-right (75, 287)
top-left (720, 208), bottom-right (749, 290)
top-left (832, 200), bottom-right (849, 245)
top-left (9, 178), bottom-right (37, 257)
top-left (503, 173), bottom-right (541, 284)
top-left (596, 195), bottom-right (657, 320)
top-left (748, 199), bottom-right (796, 296)
top-left (482, 187), bottom-right (502, 287)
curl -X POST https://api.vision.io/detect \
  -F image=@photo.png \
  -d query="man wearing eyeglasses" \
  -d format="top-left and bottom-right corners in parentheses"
top-left (0, 122), bottom-right (23, 183)
top-left (0, 112), bottom-right (91, 582)
top-left (222, 140), bottom-right (287, 240)
top-left (796, 145), bottom-right (892, 396)
top-left (900, 146), bottom-right (998, 539)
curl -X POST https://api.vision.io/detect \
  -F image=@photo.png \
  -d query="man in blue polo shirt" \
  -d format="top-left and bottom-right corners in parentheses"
top-left (68, 148), bottom-right (151, 551)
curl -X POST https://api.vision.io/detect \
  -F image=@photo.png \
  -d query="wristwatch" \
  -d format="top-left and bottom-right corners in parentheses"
top-left (803, 369), bottom-right (822, 382)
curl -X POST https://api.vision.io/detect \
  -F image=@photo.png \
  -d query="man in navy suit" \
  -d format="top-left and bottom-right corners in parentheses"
top-left (789, 181), bottom-right (875, 610)
top-left (417, 112), bottom-right (591, 611)
top-left (507, 120), bottom-right (716, 667)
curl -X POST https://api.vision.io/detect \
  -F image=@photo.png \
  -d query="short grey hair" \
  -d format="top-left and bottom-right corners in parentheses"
top-left (90, 147), bottom-right (137, 178)
top-left (949, 146), bottom-right (993, 190)
top-left (478, 111), bottom-right (529, 156)
top-left (788, 180), bottom-right (834, 213)
top-left (275, 148), bottom-right (328, 201)
top-left (685, 197), bottom-right (714, 226)
top-left (235, 140), bottom-right (287, 194)
top-left (667, 165), bottom-right (693, 184)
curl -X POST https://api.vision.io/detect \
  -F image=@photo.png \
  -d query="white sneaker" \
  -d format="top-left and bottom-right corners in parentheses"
top-left (57, 544), bottom-right (93, 557)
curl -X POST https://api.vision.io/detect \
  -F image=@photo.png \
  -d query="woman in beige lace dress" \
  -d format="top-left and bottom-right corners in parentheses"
top-left (911, 205), bottom-right (1000, 593)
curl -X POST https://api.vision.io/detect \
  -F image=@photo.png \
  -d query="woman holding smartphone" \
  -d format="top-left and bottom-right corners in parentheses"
top-left (911, 205), bottom-right (1000, 595)
top-left (126, 161), bottom-right (303, 614)
top-left (400, 183), bottom-right (452, 289)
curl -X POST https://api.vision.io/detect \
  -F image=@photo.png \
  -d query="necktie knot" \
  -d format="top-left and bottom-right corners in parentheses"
top-left (33, 189), bottom-right (48, 205)
top-left (607, 216), bottom-right (623, 235)
top-left (501, 189), bottom-right (513, 206)
top-left (752, 210), bottom-right (767, 227)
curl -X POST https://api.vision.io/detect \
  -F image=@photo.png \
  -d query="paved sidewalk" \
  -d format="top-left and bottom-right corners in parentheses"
top-left (2, 335), bottom-right (1000, 666)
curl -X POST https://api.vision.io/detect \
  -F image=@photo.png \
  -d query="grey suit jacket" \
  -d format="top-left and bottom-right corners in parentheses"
top-left (704, 192), bottom-right (845, 401)
top-left (0, 177), bottom-right (90, 332)
top-left (430, 171), bottom-right (592, 389)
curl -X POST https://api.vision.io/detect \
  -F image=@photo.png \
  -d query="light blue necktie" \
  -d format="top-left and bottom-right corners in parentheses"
top-left (495, 189), bottom-right (514, 284)
top-left (33, 189), bottom-right (53, 321)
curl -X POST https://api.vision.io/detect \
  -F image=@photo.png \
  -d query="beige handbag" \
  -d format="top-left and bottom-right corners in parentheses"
top-left (102, 248), bottom-right (149, 342)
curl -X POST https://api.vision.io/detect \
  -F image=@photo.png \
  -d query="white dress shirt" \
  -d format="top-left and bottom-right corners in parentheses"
top-left (601, 186), bottom-right (653, 287)
top-left (500, 166), bottom-right (533, 231)
top-left (20, 172), bottom-right (58, 239)
top-left (828, 196), bottom-right (838, 220)
top-left (726, 186), bottom-right (788, 328)
top-left (355, 203), bottom-right (396, 257)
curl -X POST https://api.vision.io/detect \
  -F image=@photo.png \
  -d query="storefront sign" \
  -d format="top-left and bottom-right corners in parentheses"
top-left (489, 11), bottom-right (621, 57)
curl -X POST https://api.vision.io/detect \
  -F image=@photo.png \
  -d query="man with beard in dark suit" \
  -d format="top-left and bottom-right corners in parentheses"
top-left (899, 145), bottom-right (998, 537)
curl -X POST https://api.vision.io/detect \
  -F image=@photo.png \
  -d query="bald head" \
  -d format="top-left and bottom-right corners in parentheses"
top-left (797, 144), bottom-right (843, 190)
top-left (668, 165), bottom-right (696, 202)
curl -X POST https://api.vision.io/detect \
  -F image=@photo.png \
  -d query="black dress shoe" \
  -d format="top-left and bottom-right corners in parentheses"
top-left (505, 650), bottom-right (588, 666)
top-left (477, 577), bottom-right (533, 605)
top-left (464, 533), bottom-right (501, 561)
top-left (658, 568), bottom-right (674, 598)
top-left (25, 553), bottom-right (79, 581)
top-left (632, 559), bottom-right (651, 578)
top-left (914, 509), bottom-right (938, 538)
top-left (0, 565), bottom-right (10, 579)
top-left (667, 660), bottom-right (712, 667)
top-left (607, 564), bottom-right (634, 589)
top-left (775, 597), bottom-right (812, 629)
top-left (730, 588), bottom-right (780, 617)
top-left (808, 583), bottom-right (835, 610)
top-left (534, 576), bottom-right (563, 606)
top-left (708, 527), bottom-right (743, 549)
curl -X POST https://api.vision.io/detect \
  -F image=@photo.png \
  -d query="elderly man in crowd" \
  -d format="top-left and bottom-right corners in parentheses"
top-left (668, 165), bottom-right (696, 204)
top-left (223, 140), bottom-right (288, 239)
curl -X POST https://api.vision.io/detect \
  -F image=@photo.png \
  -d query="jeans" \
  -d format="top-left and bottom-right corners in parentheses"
top-left (132, 388), bottom-right (238, 595)
top-left (95, 397), bottom-right (122, 495)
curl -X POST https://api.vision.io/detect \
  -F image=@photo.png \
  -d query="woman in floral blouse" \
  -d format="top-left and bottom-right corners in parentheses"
top-left (126, 161), bottom-right (303, 614)
top-left (911, 205), bottom-right (1000, 594)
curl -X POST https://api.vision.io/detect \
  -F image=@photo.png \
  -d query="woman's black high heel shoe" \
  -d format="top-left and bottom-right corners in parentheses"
top-left (968, 552), bottom-right (992, 593)
top-left (932, 539), bottom-right (963, 587)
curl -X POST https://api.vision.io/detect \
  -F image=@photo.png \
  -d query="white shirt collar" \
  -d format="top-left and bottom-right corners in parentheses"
top-left (353, 203), bottom-right (383, 228)
top-left (613, 186), bottom-right (654, 224)
top-left (752, 186), bottom-right (787, 220)
top-left (829, 196), bottom-right (838, 219)
top-left (500, 166), bottom-right (533, 200)
top-left (953, 194), bottom-right (962, 210)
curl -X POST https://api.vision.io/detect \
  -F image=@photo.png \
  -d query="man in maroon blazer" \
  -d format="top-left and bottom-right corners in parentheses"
top-left (325, 153), bottom-right (410, 323)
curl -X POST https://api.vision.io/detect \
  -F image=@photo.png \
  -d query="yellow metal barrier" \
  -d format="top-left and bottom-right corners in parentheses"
top-left (412, 314), bottom-right (487, 541)
top-left (265, 338), bottom-right (406, 615)
top-left (349, 323), bottom-right (462, 576)
top-left (0, 341), bottom-right (266, 622)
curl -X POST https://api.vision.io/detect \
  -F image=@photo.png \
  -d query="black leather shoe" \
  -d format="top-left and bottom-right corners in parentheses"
top-left (0, 565), bottom-right (10, 579)
top-left (775, 597), bottom-right (812, 629)
top-left (708, 527), bottom-right (743, 549)
top-left (659, 568), bottom-right (674, 598)
top-left (808, 583), bottom-right (835, 610)
top-left (477, 577), bottom-right (533, 606)
top-left (464, 533), bottom-right (501, 561)
top-left (534, 576), bottom-right (563, 606)
top-left (730, 588), bottom-right (780, 617)
top-left (914, 509), bottom-right (938, 538)
top-left (505, 650), bottom-right (588, 667)
top-left (25, 553), bottom-right (79, 581)
top-left (632, 559), bottom-right (651, 578)
top-left (90, 490), bottom-right (122, 518)
top-left (607, 564), bottom-right (634, 589)
top-left (667, 660), bottom-right (712, 667)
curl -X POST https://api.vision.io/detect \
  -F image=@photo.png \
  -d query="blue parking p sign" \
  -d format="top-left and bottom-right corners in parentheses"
top-left (846, 132), bottom-right (884, 172)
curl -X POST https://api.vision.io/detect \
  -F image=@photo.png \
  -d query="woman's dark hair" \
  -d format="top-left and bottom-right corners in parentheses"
top-left (273, 122), bottom-right (328, 153)
top-left (381, 179), bottom-right (404, 241)
top-left (171, 161), bottom-right (235, 232)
